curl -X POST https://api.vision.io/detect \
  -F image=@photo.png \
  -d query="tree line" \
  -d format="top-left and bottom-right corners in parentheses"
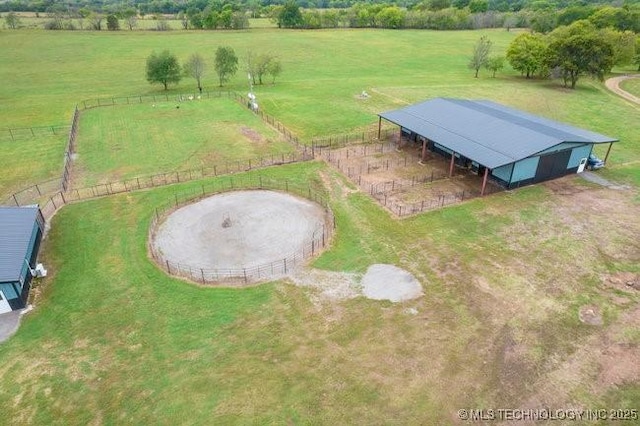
top-left (469, 20), bottom-right (640, 87)
top-left (3, 1), bottom-right (639, 34)
top-left (146, 47), bottom-right (283, 91)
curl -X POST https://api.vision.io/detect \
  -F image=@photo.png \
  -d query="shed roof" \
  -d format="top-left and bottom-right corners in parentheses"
top-left (0, 206), bottom-right (40, 282)
top-left (379, 98), bottom-right (617, 169)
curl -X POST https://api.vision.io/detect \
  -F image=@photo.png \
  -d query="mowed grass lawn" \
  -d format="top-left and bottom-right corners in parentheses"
top-left (0, 162), bottom-right (638, 423)
top-left (74, 97), bottom-right (295, 186)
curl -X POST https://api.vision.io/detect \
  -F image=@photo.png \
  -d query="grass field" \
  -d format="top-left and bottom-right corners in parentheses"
top-left (74, 97), bottom-right (295, 186)
top-left (620, 76), bottom-right (640, 98)
top-left (0, 162), bottom-right (638, 423)
top-left (0, 27), bottom-right (639, 424)
top-left (1, 28), bottom-right (638, 196)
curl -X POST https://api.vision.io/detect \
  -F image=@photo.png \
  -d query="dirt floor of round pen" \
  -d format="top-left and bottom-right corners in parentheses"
top-left (151, 190), bottom-right (329, 275)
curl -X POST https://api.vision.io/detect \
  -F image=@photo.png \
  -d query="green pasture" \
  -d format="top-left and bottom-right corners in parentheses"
top-left (0, 162), bottom-right (638, 423)
top-left (74, 97), bottom-right (295, 186)
top-left (1, 28), bottom-right (639, 196)
top-left (0, 134), bottom-right (66, 201)
top-left (620, 76), bottom-right (640, 98)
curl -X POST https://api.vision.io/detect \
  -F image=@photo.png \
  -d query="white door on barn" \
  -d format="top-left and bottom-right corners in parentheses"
top-left (0, 291), bottom-right (12, 314)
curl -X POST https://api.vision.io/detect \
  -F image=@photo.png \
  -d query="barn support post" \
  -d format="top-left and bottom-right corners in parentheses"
top-left (421, 139), bottom-right (427, 163)
top-left (377, 117), bottom-right (382, 139)
top-left (604, 142), bottom-right (613, 164)
top-left (396, 127), bottom-right (402, 151)
top-left (449, 152), bottom-right (456, 177)
top-left (481, 167), bottom-right (489, 196)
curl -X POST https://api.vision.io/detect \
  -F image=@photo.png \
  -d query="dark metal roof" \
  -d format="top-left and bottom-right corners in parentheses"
top-left (0, 206), bottom-right (40, 282)
top-left (379, 98), bottom-right (618, 169)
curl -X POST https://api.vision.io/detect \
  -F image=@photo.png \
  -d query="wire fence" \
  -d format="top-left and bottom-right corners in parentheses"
top-left (0, 124), bottom-right (71, 142)
top-left (311, 127), bottom-right (396, 152)
top-left (147, 174), bottom-right (335, 285)
top-left (61, 106), bottom-right (79, 192)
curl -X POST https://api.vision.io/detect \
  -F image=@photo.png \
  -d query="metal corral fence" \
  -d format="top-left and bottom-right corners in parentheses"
top-left (3, 178), bottom-right (62, 207)
top-left (4, 88), bottom-right (311, 208)
top-left (311, 127), bottom-right (396, 152)
top-left (319, 139), bottom-right (503, 216)
top-left (26, 150), bottom-right (312, 221)
top-left (61, 106), bottom-right (79, 192)
top-left (147, 174), bottom-right (335, 285)
top-left (0, 124), bottom-right (71, 142)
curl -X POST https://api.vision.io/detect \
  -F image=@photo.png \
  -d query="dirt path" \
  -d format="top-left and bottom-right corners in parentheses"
top-left (604, 74), bottom-right (640, 105)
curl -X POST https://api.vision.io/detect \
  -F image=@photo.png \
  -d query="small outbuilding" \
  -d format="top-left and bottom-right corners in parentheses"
top-left (378, 98), bottom-right (618, 194)
top-left (0, 206), bottom-right (45, 314)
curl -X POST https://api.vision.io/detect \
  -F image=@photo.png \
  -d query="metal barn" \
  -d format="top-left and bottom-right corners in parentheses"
top-left (0, 206), bottom-right (45, 314)
top-left (378, 98), bottom-right (618, 194)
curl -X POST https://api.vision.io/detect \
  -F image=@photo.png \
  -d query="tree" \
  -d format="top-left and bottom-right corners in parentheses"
top-left (277, 0), bottom-right (303, 28)
top-left (214, 46), bottom-right (238, 87)
top-left (546, 25), bottom-right (615, 89)
top-left (183, 53), bottom-right (207, 92)
top-left (484, 55), bottom-right (505, 77)
top-left (5, 12), bottom-right (21, 29)
top-left (120, 8), bottom-right (137, 30)
top-left (599, 29), bottom-right (636, 67)
top-left (178, 11), bottom-right (189, 29)
top-left (376, 6), bottom-right (405, 29)
top-left (506, 32), bottom-right (547, 78)
top-left (106, 14), bottom-right (119, 30)
top-left (468, 36), bottom-right (492, 78)
top-left (146, 50), bottom-right (182, 90)
top-left (88, 13), bottom-right (103, 31)
top-left (89, 13), bottom-right (103, 30)
top-left (266, 58), bottom-right (282, 84)
top-left (468, 0), bottom-right (488, 13)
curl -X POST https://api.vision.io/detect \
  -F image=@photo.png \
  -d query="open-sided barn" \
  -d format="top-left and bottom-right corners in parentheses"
top-left (379, 98), bottom-right (618, 194)
top-left (0, 206), bottom-right (45, 314)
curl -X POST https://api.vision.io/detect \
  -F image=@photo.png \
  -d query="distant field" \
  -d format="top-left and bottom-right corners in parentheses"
top-left (7, 14), bottom-right (276, 30)
top-left (74, 96), bottom-right (295, 186)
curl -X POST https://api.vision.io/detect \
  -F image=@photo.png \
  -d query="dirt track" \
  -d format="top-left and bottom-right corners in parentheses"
top-left (604, 74), bottom-right (640, 105)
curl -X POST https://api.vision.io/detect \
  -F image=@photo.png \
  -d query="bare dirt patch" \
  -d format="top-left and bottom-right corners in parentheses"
top-left (578, 305), bottom-right (603, 326)
top-left (288, 264), bottom-right (423, 304)
top-left (361, 264), bottom-right (423, 302)
top-left (240, 126), bottom-right (264, 143)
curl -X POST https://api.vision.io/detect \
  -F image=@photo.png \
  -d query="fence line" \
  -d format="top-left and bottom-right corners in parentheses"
top-left (311, 127), bottom-right (395, 152)
top-left (147, 175), bottom-right (334, 285)
top-left (0, 124), bottom-right (70, 142)
top-left (61, 106), bottom-right (80, 192)
top-left (77, 89), bottom-right (308, 154)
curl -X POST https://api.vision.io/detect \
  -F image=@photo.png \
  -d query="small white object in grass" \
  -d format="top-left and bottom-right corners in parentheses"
top-left (152, 104), bottom-right (156, 108)
top-left (361, 264), bottom-right (423, 302)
